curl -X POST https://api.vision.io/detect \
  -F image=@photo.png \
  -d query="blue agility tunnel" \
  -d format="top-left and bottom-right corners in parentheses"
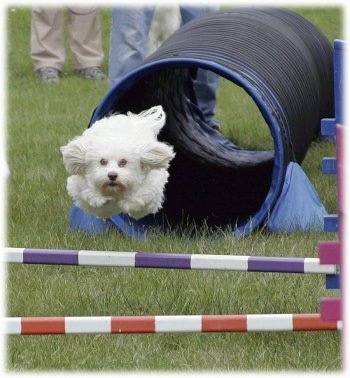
top-left (69, 7), bottom-right (334, 238)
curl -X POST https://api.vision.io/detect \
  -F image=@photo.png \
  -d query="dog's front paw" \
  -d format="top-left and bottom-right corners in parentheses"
top-left (81, 189), bottom-right (112, 208)
top-left (89, 196), bottom-right (112, 208)
top-left (121, 198), bottom-right (145, 214)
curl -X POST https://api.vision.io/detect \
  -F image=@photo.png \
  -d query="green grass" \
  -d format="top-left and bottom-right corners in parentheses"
top-left (5, 6), bottom-right (343, 372)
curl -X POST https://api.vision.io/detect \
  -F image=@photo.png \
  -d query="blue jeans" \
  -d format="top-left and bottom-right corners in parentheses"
top-left (109, 6), bottom-right (220, 122)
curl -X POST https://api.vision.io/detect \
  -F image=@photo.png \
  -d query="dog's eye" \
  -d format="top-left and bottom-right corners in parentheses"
top-left (100, 158), bottom-right (108, 166)
top-left (118, 159), bottom-right (127, 167)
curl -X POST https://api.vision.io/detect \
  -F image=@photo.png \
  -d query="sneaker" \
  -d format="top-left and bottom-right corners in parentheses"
top-left (76, 67), bottom-right (107, 81)
top-left (36, 67), bottom-right (60, 83)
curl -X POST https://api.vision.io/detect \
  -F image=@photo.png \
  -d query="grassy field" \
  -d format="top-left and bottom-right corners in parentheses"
top-left (5, 5), bottom-right (343, 373)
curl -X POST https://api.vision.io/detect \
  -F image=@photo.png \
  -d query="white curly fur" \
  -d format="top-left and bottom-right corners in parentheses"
top-left (60, 106), bottom-right (175, 219)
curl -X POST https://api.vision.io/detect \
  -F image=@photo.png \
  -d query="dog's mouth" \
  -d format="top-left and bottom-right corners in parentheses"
top-left (101, 180), bottom-right (125, 196)
top-left (103, 179), bottom-right (123, 187)
top-left (107, 182), bottom-right (119, 187)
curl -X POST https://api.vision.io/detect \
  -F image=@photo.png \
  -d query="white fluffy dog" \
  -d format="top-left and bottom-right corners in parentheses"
top-left (60, 106), bottom-right (175, 219)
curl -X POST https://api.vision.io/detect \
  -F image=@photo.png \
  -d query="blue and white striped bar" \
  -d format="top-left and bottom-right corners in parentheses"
top-left (4, 248), bottom-right (337, 274)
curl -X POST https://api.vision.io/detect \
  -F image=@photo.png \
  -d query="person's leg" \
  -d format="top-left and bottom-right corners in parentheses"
top-left (31, 7), bottom-right (65, 72)
top-left (180, 6), bottom-right (220, 127)
top-left (108, 6), bottom-right (155, 88)
top-left (179, 5), bottom-right (219, 25)
top-left (68, 6), bottom-right (105, 79)
top-left (148, 6), bottom-right (180, 54)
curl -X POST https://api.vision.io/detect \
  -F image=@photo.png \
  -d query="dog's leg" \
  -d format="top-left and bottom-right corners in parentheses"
top-left (81, 188), bottom-right (112, 208)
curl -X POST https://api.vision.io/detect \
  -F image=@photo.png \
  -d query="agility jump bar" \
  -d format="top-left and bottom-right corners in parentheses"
top-left (5, 248), bottom-right (337, 274)
top-left (6, 314), bottom-right (341, 335)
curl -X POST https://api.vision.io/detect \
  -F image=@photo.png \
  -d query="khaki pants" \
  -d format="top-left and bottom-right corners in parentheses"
top-left (31, 6), bottom-right (104, 71)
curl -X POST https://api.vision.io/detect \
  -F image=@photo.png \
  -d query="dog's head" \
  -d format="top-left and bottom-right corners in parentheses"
top-left (86, 105), bottom-right (167, 140)
top-left (61, 135), bottom-right (175, 198)
top-left (60, 136), bottom-right (90, 176)
top-left (126, 105), bottom-right (166, 137)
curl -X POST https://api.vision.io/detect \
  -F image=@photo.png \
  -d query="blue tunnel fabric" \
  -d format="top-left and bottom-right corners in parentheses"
top-left (68, 8), bottom-right (334, 237)
top-left (267, 162), bottom-right (328, 233)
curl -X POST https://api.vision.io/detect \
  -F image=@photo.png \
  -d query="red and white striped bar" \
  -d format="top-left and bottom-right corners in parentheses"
top-left (6, 314), bottom-right (342, 335)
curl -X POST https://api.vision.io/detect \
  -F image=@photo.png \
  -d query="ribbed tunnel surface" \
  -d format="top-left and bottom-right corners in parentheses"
top-left (77, 7), bottom-right (334, 237)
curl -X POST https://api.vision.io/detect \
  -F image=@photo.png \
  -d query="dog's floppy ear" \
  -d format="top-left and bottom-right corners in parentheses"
top-left (60, 137), bottom-right (88, 175)
top-left (140, 141), bottom-right (175, 170)
top-left (128, 105), bottom-right (166, 136)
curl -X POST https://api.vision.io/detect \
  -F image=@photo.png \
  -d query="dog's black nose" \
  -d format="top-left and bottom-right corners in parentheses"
top-left (108, 172), bottom-right (118, 181)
